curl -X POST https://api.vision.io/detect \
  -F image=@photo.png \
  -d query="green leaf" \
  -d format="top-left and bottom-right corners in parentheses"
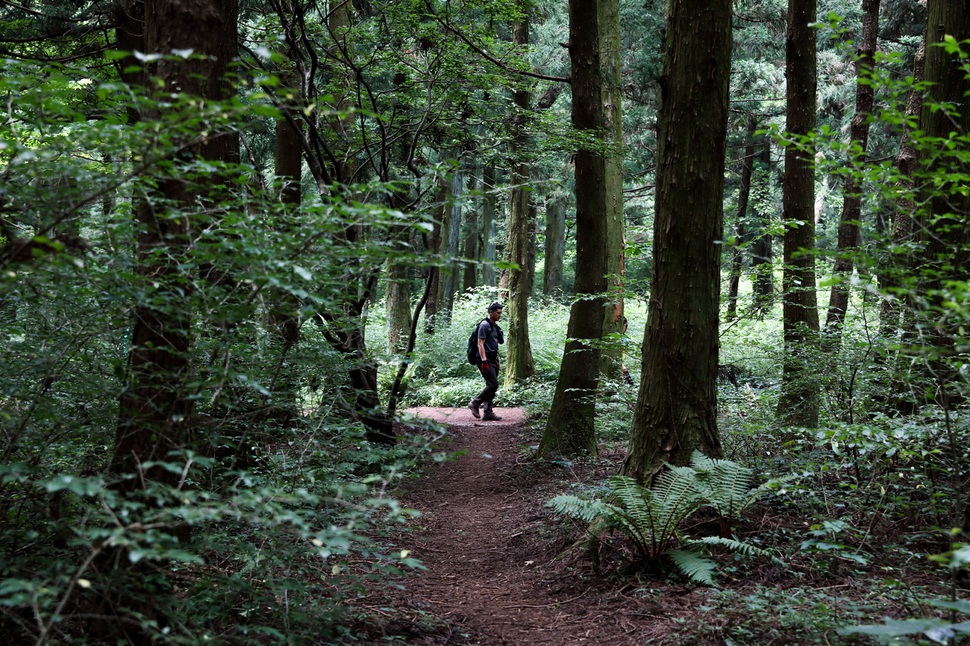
top-left (666, 549), bottom-right (717, 586)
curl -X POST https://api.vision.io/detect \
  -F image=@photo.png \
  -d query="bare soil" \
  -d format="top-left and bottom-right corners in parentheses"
top-left (348, 406), bottom-right (707, 645)
top-left (345, 407), bottom-right (947, 645)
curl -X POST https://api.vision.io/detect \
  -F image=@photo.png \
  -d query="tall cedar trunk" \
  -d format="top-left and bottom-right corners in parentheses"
top-left (621, 0), bottom-right (730, 482)
top-left (423, 181), bottom-right (447, 331)
top-left (751, 140), bottom-right (774, 310)
top-left (268, 98), bottom-right (303, 406)
top-left (878, 36), bottom-right (924, 339)
top-left (776, 0), bottom-right (820, 428)
top-left (386, 127), bottom-right (418, 354)
top-left (482, 163), bottom-right (498, 287)
top-left (386, 260), bottom-right (413, 353)
top-left (916, 0), bottom-right (970, 392)
top-left (920, 0), bottom-right (970, 525)
top-left (727, 117), bottom-right (758, 321)
top-left (543, 197), bottom-right (566, 297)
top-left (823, 0), bottom-right (881, 340)
top-left (112, 0), bottom-right (237, 488)
top-left (437, 169), bottom-right (463, 318)
top-left (462, 175), bottom-right (479, 292)
top-left (599, 0), bottom-right (626, 377)
top-left (872, 36), bottom-right (923, 415)
top-left (537, 0), bottom-right (608, 457)
top-left (506, 15), bottom-right (536, 385)
top-left (330, 0), bottom-right (357, 182)
top-left (105, 0), bottom-right (237, 639)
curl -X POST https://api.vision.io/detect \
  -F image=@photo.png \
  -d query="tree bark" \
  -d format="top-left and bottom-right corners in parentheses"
top-left (621, 0), bottom-right (731, 482)
top-left (727, 116), bottom-right (758, 321)
top-left (537, 0), bottom-right (608, 458)
top-left (386, 260), bottom-right (413, 354)
top-left (751, 140), bottom-right (775, 312)
top-left (543, 197), bottom-right (566, 298)
top-left (423, 181), bottom-right (447, 332)
top-left (776, 0), bottom-right (820, 428)
top-left (436, 168), bottom-right (463, 319)
top-left (462, 175), bottom-right (479, 292)
top-left (878, 36), bottom-right (924, 339)
top-left (482, 163), bottom-right (498, 287)
top-left (112, 0), bottom-right (238, 488)
top-left (505, 14), bottom-right (536, 385)
top-left (914, 0), bottom-right (970, 399)
top-left (823, 0), bottom-right (881, 341)
top-left (599, 0), bottom-right (626, 378)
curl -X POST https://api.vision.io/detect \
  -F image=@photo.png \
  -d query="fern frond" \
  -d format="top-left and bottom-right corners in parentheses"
top-left (546, 495), bottom-right (615, 529)
top-left (604, 475), bottom-right (658, 554)
top-left (666, 549), bottom-right (717, 586)
top-left (689, 536), bottom-right (783, 564)
top-left (649, 466), bottom-right (703, 550)
top-left (690, 450), bottom-right (754, 519)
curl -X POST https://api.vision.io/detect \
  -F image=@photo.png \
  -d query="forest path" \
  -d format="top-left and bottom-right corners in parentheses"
top-left (351, 406), bottom-right (678, 645)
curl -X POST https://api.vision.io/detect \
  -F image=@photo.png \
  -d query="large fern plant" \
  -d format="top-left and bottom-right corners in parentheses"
top-left (547, 451), bottom-right (778, 585)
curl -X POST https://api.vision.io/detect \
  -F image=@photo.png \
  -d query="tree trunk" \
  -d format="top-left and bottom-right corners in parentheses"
top-left (436, 168), bottom-right (463, 318)
top-left (537, 0), bottom-right (608, 458)
top-left (462, 175), bottom-right (479, 292)
top-left (878, 36), bottom-right (924, 339)
top-left (543, 197), bottom-right (566, 297)
top-left (267, 91), bottom-right (304, 407)
top-left (751, 139), bottom-right (774, 312)
top-left (112, 0), bottom-right (238, 488)
top-left (823, 0), bottom-right (881, 342)
top-left (423, 181), bottom-right (447, 332)
top-left (386, 260), bottom-right (413, 354)
top-left (482, 164), bottom-right (498, 287)
top-left (727, 116), bottom-right (758, 321)
top-left (106, 0), bottom-right (237, 639)
top-left (621, 0), bottom-right (730, 482)
top-left (599, 0), bottom-right (626, 378)
top-left (914, 0), bottom-right (970, 403)
top-left (505, 14), bottom-right (536, 385)
top-left (776, 0), bottom-right (820, 428)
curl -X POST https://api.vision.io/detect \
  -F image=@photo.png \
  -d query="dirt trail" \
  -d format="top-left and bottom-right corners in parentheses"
top-left (353, 406), bottom-right (680, 645)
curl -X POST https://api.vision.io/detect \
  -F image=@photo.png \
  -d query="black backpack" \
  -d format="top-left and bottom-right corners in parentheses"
top-left (466, 319), bottom-right (486, 365)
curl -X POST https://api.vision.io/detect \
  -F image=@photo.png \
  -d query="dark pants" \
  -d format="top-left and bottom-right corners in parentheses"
top-left (474, 355), bottom-right (499, 409)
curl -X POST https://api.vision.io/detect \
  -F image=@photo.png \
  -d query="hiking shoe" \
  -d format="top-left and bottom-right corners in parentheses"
top-left (482, 412), bottom-right (502, 421)
top-left (467, 399), bottom-right (481, 418)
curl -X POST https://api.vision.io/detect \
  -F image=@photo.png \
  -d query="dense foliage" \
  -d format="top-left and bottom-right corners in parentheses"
top-left (1, 0), bottom-right (970, 643)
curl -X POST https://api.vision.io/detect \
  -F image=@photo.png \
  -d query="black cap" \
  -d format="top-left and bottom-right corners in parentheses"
top-left (488, 301), bottom-right (503, 312)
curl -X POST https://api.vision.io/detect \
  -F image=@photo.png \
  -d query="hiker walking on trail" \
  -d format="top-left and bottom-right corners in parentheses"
top-left (468, 302), bottom-right (504, 421)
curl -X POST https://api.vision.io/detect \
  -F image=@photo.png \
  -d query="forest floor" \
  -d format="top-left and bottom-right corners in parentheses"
top-left (345, 406), bottom-right (785, 645)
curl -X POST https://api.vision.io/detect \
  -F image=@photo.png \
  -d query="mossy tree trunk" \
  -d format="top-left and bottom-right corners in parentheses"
top-left (598, 0), bottom-right (626, 379)
top-left (505, 14), bottom-right (536, 386)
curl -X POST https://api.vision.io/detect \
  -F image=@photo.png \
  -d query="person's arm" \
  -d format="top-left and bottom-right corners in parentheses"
top-left (477, 337), bottom-right (487, 363)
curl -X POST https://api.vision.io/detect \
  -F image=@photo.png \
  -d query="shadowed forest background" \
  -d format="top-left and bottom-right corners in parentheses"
top-left (2, 0), bottom-right (970, 643)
